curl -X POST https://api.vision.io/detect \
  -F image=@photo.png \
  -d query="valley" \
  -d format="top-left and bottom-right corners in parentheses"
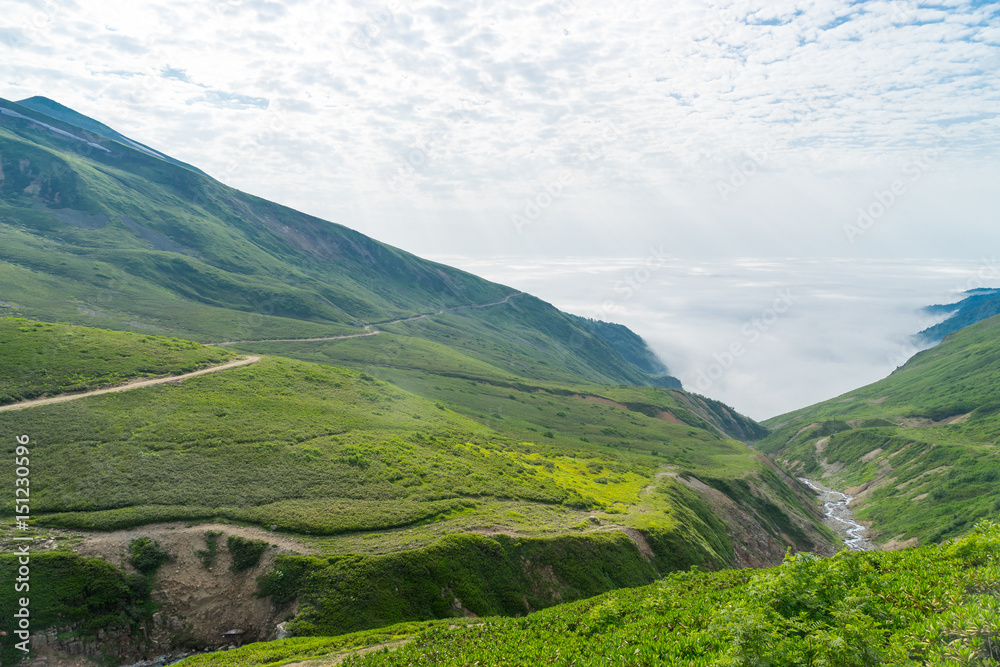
top-left (759, 313), bottom-right (1000, 546)
top-left (1, 96), bottom-right (998, 666)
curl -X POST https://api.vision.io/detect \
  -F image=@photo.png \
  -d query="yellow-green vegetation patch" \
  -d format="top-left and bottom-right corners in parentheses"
top-left (494, 449), bottom-right (650, 508)
top-left (0, 317), bottom-right (235, 404)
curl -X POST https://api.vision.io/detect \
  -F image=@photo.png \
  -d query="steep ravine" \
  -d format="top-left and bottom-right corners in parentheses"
top-left (800, 478), bottom-right (873, 550)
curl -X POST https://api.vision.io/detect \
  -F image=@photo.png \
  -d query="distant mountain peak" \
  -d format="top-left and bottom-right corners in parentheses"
top-left (919, 287), bottom-right (1000, 343)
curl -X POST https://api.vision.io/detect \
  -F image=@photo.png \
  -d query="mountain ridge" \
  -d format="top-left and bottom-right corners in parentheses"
top-left (15, 95), bottom-right (207, 174)
top-left (918, 287), bottom-right (1000, 343)
top-left (0, 95), bottom-right (680, 389)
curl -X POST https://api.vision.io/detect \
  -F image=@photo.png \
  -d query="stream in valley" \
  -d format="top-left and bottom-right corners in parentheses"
top-left (800, 478), bottom-right (873, 551)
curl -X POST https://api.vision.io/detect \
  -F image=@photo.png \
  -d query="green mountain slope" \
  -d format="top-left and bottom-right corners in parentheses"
top-left (0, 96), bottom-right (675, 389)
top-left (0, 317), bottom-right (235, 403)
top-left (759, 314), bottom-right (1000, 545)
top-left (0, 319), bottom-right (832, 659)
top-left (568, 315), bottom-right (681, 387)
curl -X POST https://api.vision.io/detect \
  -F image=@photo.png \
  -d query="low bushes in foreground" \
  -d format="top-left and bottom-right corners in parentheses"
top-left (180, 520), bottom-right (1000, 667)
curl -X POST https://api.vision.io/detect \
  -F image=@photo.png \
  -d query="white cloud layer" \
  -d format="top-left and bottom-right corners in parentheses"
top-left (2, 0), bottom-right (998, 258)
top-left (431, 255), bottom-right (1000, 419)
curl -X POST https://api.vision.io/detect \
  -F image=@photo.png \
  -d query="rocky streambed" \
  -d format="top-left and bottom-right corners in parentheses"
top-left (800, 478), bottom-right (873, 551)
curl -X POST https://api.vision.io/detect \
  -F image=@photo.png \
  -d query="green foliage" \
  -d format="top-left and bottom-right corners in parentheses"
top-left (258, 532), bottom-right (660, 638)
top-left (0, 552), bottom-right (151, 665)
top-left (201, 521), bottom-right (1000, 666)
top-left (173, 621), bottom-right (466, 667)
top-left (227, 535), bottom-right (270, 572)
top-left (128, 537), bottom-right (170, 574)
top-left (195, 531), bottom-right (221, 569)
top-left (37, 505), bottom-right (219, 530)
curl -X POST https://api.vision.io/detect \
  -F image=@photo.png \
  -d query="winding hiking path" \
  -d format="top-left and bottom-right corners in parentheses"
top-left (0, 293), bottom-right (524, 410)
top-left (207, 291), bottom-right (524, 347)
top-left (0, 356), bottom-right (261, 412)
top-left (208, 331), bottom-right (380, 346)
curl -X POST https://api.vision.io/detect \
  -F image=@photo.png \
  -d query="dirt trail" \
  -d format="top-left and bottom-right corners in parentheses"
top-left (208, 331), bottom-right (380, 346)
top-left (0, 356), bottom-right (261, 412)
top-left (209, 292), bottom-right (524, 347)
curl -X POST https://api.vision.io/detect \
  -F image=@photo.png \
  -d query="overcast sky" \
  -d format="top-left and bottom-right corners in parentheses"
top-left (2, 0), bottom-right (998, 259)
top-left (3, 1), bottom-right (1000, 415)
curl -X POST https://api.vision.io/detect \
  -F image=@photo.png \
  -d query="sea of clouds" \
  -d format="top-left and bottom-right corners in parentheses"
top-left (430, 256), bottom-right (1000, 421)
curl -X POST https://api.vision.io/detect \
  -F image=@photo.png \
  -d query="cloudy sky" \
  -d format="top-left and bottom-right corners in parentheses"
top-left (3, 0), bottom-right (999, 415)
top-left (3, 0), bottom-right (998, 258)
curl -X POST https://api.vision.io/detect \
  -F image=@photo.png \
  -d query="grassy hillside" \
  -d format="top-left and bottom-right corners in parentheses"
top-left (568, 315), bottom-right (680, 386)
top-left (0, 321), bottom-right (832, 661)
top-left (0, 317), bottom-right (234, 404)
top-left (15, 95), bottom-right (207, 175)
top-left (0, 325), bottom-right (806, 548)
top-left (0, 96), bottom-right (674, 389)
top-left (176, 519), bottom-right (1000, 667)
top-left (760, 314), bottom-right (1000, 545)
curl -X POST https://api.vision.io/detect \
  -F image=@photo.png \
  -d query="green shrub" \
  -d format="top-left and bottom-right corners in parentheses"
top-left (228, 535), bottom-right (270, 572)
top-left (128, 537), bottom-right (170, 574)
top-left (195, 531), bottom-right (222, 569)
